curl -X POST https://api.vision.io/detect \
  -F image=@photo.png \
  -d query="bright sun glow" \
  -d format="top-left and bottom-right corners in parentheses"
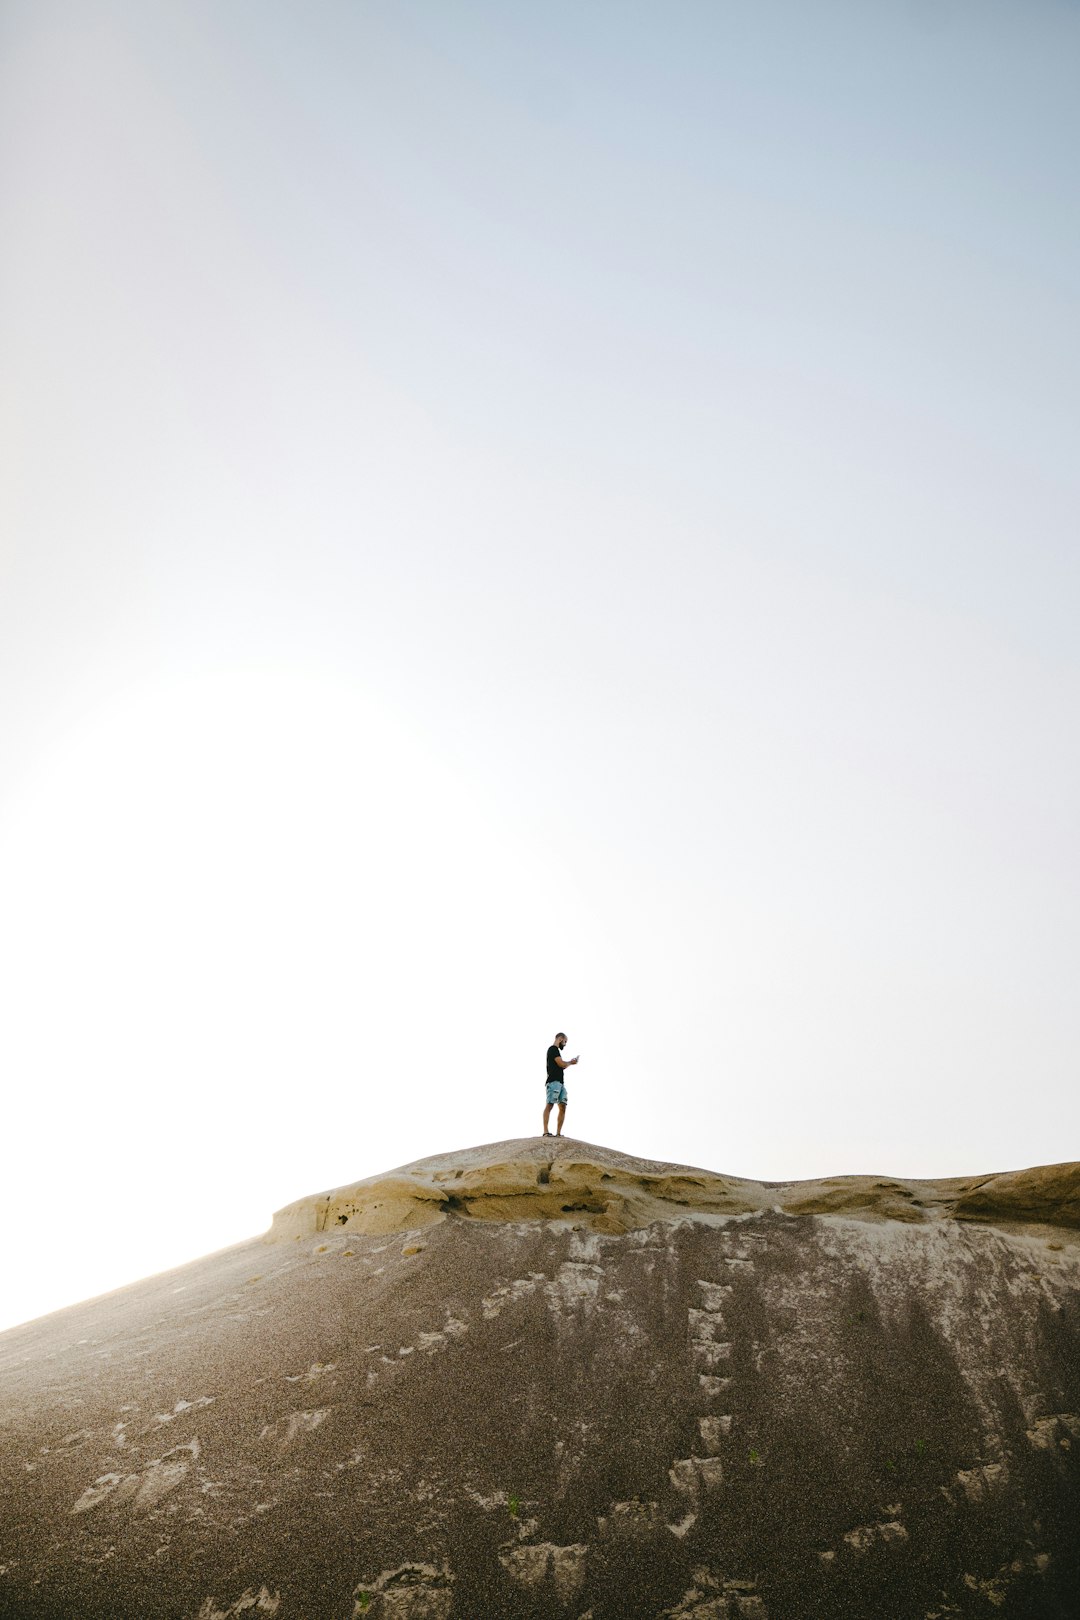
top-left (0, 670), bottom-right (619, 1331)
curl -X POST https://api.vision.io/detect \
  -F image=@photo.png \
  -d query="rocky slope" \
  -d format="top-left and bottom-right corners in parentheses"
top-left (0, 1137), bottom-right (1078, 1619)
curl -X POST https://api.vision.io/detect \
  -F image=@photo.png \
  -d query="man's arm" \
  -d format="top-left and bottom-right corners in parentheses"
top-left (556, 1053), bottom-right (579, 1068)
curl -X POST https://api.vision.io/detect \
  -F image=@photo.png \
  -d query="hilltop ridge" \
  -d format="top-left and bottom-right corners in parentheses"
top-left (269, 1134), bottom-right (1080, 1239)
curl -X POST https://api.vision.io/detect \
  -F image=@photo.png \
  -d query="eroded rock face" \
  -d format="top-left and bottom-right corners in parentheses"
top-left (269, 1137), bottom-right (1080, 1239)
top-left (1, 1138), bottom-right (1078, 1619)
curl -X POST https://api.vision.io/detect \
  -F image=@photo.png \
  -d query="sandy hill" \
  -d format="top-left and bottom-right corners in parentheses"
top-left (0, 1137), bottom-right (1078, 1619)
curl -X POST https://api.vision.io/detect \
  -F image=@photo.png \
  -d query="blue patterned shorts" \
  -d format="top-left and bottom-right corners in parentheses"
top-left (546, 1081), bottom-right (568, 1106)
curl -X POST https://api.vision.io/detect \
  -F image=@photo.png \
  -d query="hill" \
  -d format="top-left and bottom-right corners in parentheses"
top-left (0, 1137), bottom-right (1077, 1618)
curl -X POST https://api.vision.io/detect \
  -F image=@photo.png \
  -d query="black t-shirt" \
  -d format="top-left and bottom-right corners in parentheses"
top-left (546, 1045), bottom-right (562, 1084)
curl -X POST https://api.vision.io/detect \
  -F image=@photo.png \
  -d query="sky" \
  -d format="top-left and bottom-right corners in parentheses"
top-left (1, 0), bottom-right (1078, 1333)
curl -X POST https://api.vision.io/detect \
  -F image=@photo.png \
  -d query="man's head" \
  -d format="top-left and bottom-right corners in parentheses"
top-left (555, 1032), bottom-right (567, 1048)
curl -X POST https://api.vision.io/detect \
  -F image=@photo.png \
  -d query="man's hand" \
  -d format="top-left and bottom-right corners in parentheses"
top-left (571, 1056), bottom-right (579, 1065)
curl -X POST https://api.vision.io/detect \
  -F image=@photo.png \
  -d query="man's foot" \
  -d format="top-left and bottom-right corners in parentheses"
top-left (542, 1131), bottom-right (553, 1137)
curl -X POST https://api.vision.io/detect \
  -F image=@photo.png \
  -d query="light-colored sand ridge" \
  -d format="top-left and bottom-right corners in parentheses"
top-left (268, 1136), bottom-right (1080, 1240)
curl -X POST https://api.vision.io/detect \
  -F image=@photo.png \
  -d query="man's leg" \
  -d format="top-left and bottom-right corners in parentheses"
top-left (556, 1101), bottom-right (566, 1137)
top-left (543, 1101), bottom-right (553, 1136)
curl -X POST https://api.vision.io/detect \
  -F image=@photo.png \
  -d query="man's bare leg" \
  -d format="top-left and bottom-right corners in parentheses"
top-left (543, 1102), bottom-right (553, 1136)
top-left (556, 1102), bottom-right (566, 1137)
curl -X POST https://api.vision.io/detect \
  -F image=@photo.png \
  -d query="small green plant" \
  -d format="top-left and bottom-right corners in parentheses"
top-left (885, 1459), bottom-right (897, 1473)
top-left (914, 1438), bottom-right (926, 1457)
top-left (507, 1494), bottom-right (520, 1517)
top-left (748, 1448), bottom-right (762, 1465)
top-left (356, 1595), bottom-right (371, 1613)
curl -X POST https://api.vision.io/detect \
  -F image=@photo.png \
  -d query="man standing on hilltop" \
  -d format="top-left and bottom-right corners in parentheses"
top-left (543, 1032), bottom-right (579, 1137)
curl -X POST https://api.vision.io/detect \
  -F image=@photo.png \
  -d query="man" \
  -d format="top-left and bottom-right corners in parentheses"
top-left (543, 1032), bottom-right (579, 1138)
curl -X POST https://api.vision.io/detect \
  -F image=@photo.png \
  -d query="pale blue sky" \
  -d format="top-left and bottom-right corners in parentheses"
top-left (1, 0), bottom-right (1078, 1328)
